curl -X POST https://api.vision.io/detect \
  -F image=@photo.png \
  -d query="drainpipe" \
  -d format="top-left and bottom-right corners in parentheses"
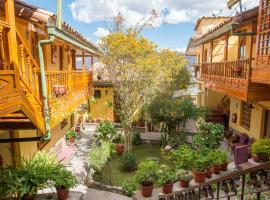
top-left (38, 35), bottom-right (55, 141)
top-left (56, 0), bottom-right (62, 30)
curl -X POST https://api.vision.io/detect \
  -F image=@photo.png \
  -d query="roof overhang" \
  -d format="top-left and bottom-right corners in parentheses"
top-left (47, 26), bottom-right (99, 55)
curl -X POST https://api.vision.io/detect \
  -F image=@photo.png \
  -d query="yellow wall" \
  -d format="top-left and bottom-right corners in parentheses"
top-left (0, 130), bottom-right (13, 167)
top-left (229, 97), bottom-right (266, 140)
top-left (90, 86), bottom-right (115, 121)
top-left (227, 35), bottom-right (239, 61)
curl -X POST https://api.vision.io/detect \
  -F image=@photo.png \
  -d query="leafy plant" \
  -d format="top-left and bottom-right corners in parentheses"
top-left (132, 133), bottom-right (141, 145)
top-left (157, 165), bottom-right (177, 185)
top-left (88, 141), bottom-right (113, 173)
top-left (193, 122), bottom-right (224, 150)
top-left (166, 131), bottom-right (188, 148)
top-left (94, 121), bottom-right (117, 142)
top-left (134, 159), bottom-right (158, 186)
top-left (207, 150), bottom-right (227, 165)
top-left (120, 153), bottom-right (137, 171)
top-left (53, 166), bottom-right (76, 189)
top-left (66, 129), bottom-right (77, 139)
top-left (193, 153), bottom-right (208, 172)
top-left (121, 178), bottom-right (138, 197)
top-left (252, 139), bottom-right (270, 160)
top-left (0, 152), bottom-right (60, 198)
top-left (177, 169), bottom-right (193, 182)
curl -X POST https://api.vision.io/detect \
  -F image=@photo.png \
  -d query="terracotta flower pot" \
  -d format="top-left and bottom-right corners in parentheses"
top-left (212, 165), bottom-right (222, 174)
top-left (162, 183), bottom-right (173, 194)
top-left (180, 180), bottom-right (190, 188)
top-left (75, 127), bottom-right (81, 133)
top-left (221, 162), bottom-right (228, 171)
top-left (116, 144), bottom-right (124, 155)
top-left (205, 167), bottom-right (213, 178)
top-left (193, 168), bottom-right (206, 183)
top-left (57, 188), bottom-right (69, 200)
top-left (69, 136), bottom-right (75, 143)
top-left (141, 184), bottom-right (153, 197)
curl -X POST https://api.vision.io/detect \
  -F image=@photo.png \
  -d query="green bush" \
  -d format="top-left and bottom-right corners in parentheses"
top-left (193, 122), bottom-right (224, 150)
top-left (132, 133), bottom-right (141, 145)
top-left (120, 153), bottom-right (137, 171)
top-left (66, 129), bottom-right (78, 139)
top-left (252, 139), bottom-right (270, 160)
top-left (207, 150), bottom-right (227, 165)
top-left (134, 159), bottom-right (158, 186)
top-left (121, 178), bottom-right (138, 197)
top-left (157, 165), bottom-right (177, 185)
top-left (88, 141), bottom-right (112, 173)
top-left (177, 169), bottom-right (193, 182)
top-left (94, 121), bottom-right (117, 142)
top-left (193, 153), bottom-right (208, 172)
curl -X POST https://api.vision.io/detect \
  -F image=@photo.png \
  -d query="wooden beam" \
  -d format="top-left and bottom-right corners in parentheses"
top-left (0, 137), bottom-right (42, 143)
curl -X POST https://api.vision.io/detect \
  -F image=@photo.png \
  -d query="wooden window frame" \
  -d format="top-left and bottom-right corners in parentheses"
top-left (94, 89), bottom-right (101, 99)
top-left (240, 101), bottom-right (252, 130)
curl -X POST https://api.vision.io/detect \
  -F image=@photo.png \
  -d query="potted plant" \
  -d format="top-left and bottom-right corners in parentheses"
top-left (233, 66), bottom-right (242, 76)
top-left (177, 169), bottom-right (193, 188)
top-left (157, 165), bottom-right (177, 194)
top-left (54, 167), bottom-right (76, 200)
top-left (207, 150), bottom-right (226, 174)
top-left (134, 160), bottom-right (158, 197)
top-left (192, 155), bottom-right (207, 183)
top-left (220, 152), bottom-right (228, 171)
top-left (120, 153), bottom-right (137, 172)
top-left (66, 129), bottom-right (77, 143)
top-left (204, 155), bottom-right (213, 178)
top-left (113, 133), bottom-right (125, 155)
top-left (252, 139), bottom-right (270, 162)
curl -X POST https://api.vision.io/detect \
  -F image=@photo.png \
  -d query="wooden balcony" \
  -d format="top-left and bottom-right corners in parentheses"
top-left (200, 59), bottom-right (270, 101)
top-left (46, 70), bottom-right (92, 128)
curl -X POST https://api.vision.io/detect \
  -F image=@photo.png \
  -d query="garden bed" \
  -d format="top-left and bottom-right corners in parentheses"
top-left (100, 143), bottom-right (163, 186)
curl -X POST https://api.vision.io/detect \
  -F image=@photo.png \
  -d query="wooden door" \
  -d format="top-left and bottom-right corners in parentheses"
top-left (265, 110), bottom-right (270, 138)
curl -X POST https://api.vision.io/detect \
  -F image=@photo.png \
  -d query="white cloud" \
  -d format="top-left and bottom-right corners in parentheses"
top-left (175, 47), bottom-right (187, 53)
top-left (69, 0), bottom-right (258, 26)
top-left (94, 27), bottom-right (110, 38)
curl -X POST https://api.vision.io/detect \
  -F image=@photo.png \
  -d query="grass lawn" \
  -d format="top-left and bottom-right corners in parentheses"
top-left (101, 142), bottom-right (163, 186)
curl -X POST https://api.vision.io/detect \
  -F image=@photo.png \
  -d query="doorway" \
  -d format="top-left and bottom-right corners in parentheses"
top-left (264, 110), bottom-right (270, 138)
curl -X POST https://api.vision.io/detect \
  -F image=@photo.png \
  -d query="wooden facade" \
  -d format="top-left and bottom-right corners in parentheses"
top-left (0, 0), bottom-right (98, 134)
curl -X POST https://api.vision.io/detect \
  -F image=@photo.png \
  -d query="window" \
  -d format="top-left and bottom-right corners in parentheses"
top-left (240, 102), bottom-right (252, 130)
top-left (94, 90), bottom-right (101, 99)
top-left (239, 36), bottom-right (246, 59)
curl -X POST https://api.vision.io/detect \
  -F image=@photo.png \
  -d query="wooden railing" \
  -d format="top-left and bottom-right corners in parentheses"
top-left (158, 162), bottom-right (270, 200)
top-left (201, 59), bottom-right (250, 79)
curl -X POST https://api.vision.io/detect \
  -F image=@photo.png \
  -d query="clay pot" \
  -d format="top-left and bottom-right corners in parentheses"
top-left (193, 169), bottom-right (206, 183)
top-left (57, 188), bottom-right (69, 200)
top-left (162, 183), bottom-right (173, 194)
top-left (253, 153), bottom-right (269, 162)
top-left (75, 126), bottom-right (81, 133)
top-left (212, 165), bottom-right (222, 174)
top-left (116, 144), bottom-right (124, 155)
top-left (205, 167), bottom-right (213, 178)
top-left (180, 180), bottom-right (190, 188)
top-left (221, 162), bottom-right (228, 171)
top-left (141, 184), bottom-right (153, 197)
top-left (69, 136), bottom-right (75, 143)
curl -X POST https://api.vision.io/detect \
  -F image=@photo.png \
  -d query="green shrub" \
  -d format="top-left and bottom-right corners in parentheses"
top-left (120, 153), bottom-right (137, 171)
top-left (252, 139), bottom-right (270, 160)
top-left (207, 150), bottom-right (227, 165)
top-left (88, 141), bottom-right (112, 173)
top-left (157, 165), bottom-right (177, 186)
top-left (134, 159), bottom-right (158, 186)
top-left (132, 133), bottom-right (141, 145)
top-left (121, 178), bottom-right (138, 197)
top-left (166, 131), bottom-right (188, 148)
top-left (94, 121), bottom-right (117, 142)
top-left (66, 129), bottom-right (78, 139)
top-left (177, 169), bottom-right (193, 182)
top-left (193, 122), bottom-right (224, 150)
top-left (193, 153), bottom-right (208, 172)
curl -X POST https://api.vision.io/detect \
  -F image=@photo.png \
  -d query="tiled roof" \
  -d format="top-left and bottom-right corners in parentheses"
top-left (194, 16), bottom-right (230, 31)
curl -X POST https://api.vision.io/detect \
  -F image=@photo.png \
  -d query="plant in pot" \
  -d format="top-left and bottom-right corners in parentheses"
top-left (252, 139), bottom-right (270, 162)
top-left (233, 66), bottom-right (242, 76)
top-left (177, 169), bottom-right (193, 188)
top-left (113, 133), bottom-right (125, 155)
top-left (54, 166), bottom-right (76, 200)
top-left (192, 154), bottom-right (207, 183)
top-left (134, 159), bottom-right (158, 197)
top-left (66, 129), bottom-right (77, 143)
top-left (207, 150), bottom-right (226, 174)
top-left (157, 165), bottom-right (177, 194)
top-left (204, 154), bottom-right (213, 178)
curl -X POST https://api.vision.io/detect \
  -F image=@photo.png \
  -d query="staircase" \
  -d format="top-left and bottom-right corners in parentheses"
top-left (205, 110), bottom-right (224, 125)
top-left (133, 162), bottom-right (270, 200)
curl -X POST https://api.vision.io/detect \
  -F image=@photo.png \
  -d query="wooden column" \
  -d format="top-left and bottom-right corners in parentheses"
top-left (0, 26), bottom-right (6, 70)
top-left (26, 56), bottom-right (32, 88)
top-left (82, 52), bottom-right (86, 71)
top-left (33, 66), bottom-right (38, 94)
top-left (224, 35), bottom-right (229, 61)
top-left (67, 47), bottom-right (72, 92)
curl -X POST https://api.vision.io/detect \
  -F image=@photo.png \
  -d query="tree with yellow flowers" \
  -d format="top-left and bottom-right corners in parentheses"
top-left (99, 14), bottom-right (189, 153)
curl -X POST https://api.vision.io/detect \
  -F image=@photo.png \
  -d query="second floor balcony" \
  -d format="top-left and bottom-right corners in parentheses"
top-left (198, 59), bottom-right (270, 101)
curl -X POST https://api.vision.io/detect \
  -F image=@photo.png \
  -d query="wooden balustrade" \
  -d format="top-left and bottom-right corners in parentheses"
top-left (201, 59), bottom-right (250, 79)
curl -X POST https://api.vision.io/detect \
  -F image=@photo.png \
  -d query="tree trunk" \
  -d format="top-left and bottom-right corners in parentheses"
top-left (123, 126), bottom-right (133, 153)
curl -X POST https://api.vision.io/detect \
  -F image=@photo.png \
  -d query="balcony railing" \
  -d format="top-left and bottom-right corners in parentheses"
top-left (201, 59), bottom-right (250, 79)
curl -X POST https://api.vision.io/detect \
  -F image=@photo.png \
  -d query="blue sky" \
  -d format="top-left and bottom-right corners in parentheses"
top-left (24, 0), bottom-right (257, 52)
